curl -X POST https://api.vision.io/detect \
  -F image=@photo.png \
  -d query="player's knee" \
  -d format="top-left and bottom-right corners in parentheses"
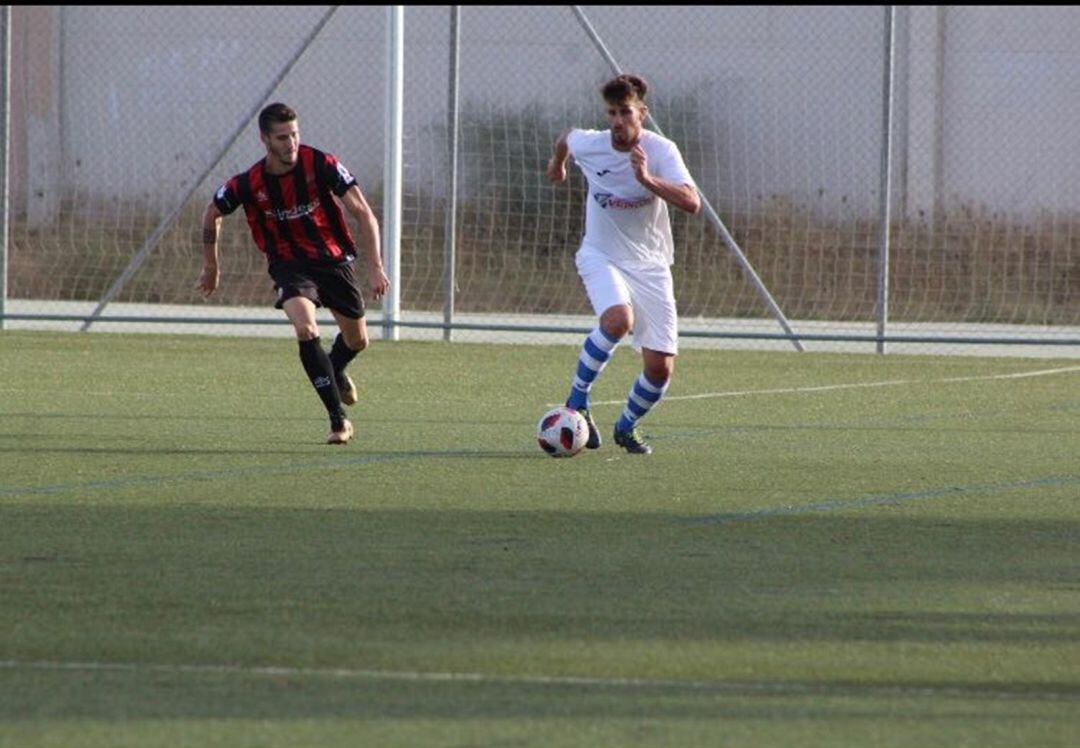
top-left (645, 358), bottom-right (674, 386)
top-left (294, 323), bottom-right (320, 341)
top-left (646, 370), bottom-right (672, 388)
top-left (602, 323), bottom-right (629, 341)
top-left (339, 324), bottom-right (368, 352)
top-left (347, 334), bottom-right (369, 353)
top-left (600, 307), bottom-right (632, 339)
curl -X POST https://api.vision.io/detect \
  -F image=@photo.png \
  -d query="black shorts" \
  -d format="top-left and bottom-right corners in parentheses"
top-left (269, 259), bottom-right (366, 318)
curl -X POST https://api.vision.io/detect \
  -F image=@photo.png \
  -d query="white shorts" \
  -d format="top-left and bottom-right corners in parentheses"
top-left (576, 246), bottom-right (679, 355)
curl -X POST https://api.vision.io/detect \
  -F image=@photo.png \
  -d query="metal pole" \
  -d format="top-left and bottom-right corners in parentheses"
top-left (0, 6), bottom-right (9, 330)
top-left (382, 5), bottom-right (404, 341)
top-left (876, 6), bottom-right (896, 354)
top-left (569, 5), bottom-right (804, 352)
top-left (442, 6), bottom-right (460, 342)
top-left (80, 6), bottom-right (340, 331)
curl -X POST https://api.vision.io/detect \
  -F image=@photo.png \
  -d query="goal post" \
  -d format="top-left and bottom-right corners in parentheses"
top-left (876, 6), bottom-right (897, 354)
top-left (0, 5), bottom-right (8, 332)
top-left (381, 5), bottom-right (404, 342)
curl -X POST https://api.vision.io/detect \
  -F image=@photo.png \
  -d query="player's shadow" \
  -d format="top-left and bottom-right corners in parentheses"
top-left (1, 506), bottom-right (1076, 724)
top-left (0, 411), bottom-right (314, 423)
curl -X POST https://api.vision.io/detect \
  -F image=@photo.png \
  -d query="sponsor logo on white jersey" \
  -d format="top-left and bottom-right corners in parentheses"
top-left (593, 191), bottom-right (653, 210)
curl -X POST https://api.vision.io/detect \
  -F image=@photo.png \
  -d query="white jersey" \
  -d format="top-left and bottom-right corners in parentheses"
top-left (567, 128), bottom-right (694, 268)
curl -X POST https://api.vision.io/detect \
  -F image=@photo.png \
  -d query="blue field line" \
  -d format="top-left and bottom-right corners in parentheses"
top-left (0, 449), bottom-right (529, 500)
top-left (685, 475), bottom-right (1080, 525)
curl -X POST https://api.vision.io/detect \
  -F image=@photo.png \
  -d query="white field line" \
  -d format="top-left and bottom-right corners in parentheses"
top-left (0, 659), bottom-right (1074, 702)
top-left (938, 365), bottom-right (1080, 382)
top-left (2, 365), bottom-right (1077, 404)
top-left (584, 365), bottom-right (1080, 407)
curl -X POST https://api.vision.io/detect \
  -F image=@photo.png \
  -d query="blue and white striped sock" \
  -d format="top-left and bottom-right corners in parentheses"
top-left (565, 327), bottom-right (621, 410)
top-left (615, 374), bottom-right (669, 433)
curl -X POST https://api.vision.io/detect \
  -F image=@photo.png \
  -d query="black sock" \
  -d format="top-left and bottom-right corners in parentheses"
top-left (297, 338), bottom-right (345, 424)
top-left (328, 333), bottom-right (360, 383)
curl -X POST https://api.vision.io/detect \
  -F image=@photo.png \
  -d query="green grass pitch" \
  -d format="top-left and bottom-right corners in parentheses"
top-left (1, 330), bottom-right (1078, 747)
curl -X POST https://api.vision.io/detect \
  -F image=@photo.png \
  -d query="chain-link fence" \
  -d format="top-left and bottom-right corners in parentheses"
top-left (2, 6), bottom-right (1077, 356)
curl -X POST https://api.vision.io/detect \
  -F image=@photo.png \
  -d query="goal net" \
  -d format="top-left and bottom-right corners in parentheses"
top-left (4, 6), bottom-right (1078, 355)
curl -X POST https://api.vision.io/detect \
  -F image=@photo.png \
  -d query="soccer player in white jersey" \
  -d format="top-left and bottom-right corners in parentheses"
top-left (546, 74), bottom-right (700, 455)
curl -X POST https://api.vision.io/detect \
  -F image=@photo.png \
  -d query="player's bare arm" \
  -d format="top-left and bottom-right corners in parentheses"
top-left (546, 130), bottom-right (571, 183)
top-left (341, 186), bottom-right (390, 301)
top-left (197, 202), bottom-right (223, 297)
top-left (630, 145), bottom-right (700, 214)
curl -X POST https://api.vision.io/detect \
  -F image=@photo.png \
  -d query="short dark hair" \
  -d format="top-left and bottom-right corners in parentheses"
top-left (258, 102), bottom-right (297, 135)
top-left (602, 74), bottom-right (648, 105)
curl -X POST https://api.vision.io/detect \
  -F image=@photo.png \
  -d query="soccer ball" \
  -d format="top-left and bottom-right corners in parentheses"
top-left (536, 406), bottom-right (589, 458)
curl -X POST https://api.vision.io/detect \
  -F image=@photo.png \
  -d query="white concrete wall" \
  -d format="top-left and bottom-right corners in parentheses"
top-left (938, 5), bottom-right (1080, 215)
top-left (55, 6), bottom-right (386, 214)
top-left (15, 5), bottom-right (1080, 220)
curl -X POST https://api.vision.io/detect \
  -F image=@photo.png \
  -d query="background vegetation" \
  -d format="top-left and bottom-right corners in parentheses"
top-left (7, 101), bottom-right (1077, 326)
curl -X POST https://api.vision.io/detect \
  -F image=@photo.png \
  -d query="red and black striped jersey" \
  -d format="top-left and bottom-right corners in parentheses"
top-left (214, 145), bottom-right (359, 265)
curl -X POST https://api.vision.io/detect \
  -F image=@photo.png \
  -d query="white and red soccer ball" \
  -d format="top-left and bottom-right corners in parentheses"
top-left (536, 406), bottom-right (588, 458)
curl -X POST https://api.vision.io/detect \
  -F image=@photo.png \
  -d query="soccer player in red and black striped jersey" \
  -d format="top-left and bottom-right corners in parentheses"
top-left (198, 103), bottom-right (390, 445)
